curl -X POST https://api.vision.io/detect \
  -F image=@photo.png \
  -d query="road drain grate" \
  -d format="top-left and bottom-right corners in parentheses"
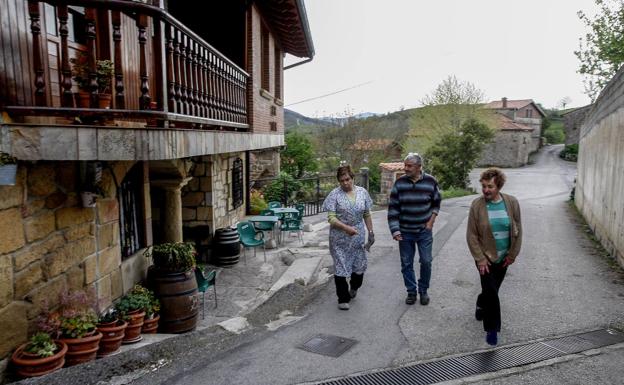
top-left (316, 329), bottom-right (624, 384)
top-left (299, 334), bottom-right (358, 357)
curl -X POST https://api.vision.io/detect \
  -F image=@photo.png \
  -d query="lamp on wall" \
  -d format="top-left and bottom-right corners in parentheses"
top-left (79, 161), bottom-right (103, 208)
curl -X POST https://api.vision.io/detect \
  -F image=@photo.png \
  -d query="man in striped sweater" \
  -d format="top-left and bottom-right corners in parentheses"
top-left (388, 153), bottom-right (441, 305)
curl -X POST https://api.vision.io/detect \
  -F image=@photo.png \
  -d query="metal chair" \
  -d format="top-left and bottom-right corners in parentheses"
top-left (237, 221), bottom-right (266, 263)
top-left (295, 203), bottom-right (305, 218)
top-left (194, 266), bottom-right (217, 319)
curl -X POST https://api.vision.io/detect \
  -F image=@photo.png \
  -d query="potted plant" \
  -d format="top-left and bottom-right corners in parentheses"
top-left (96, 59), bottom-right (114, 109)
top-left (95, 308), bottom-right (127, 357)
top-left (129, 285), bottom-right (160, 334)
top-left (115, 286), bottom-right (150, 343)
top-left (0, 152), bottom-right (17, 186)
top-left (11, 333), bottom-right (68, 378)
top-left (37, 289), bottom-right (102, 367)
top-left (71, 52), bottom-right (114, 108)
top-left (145, 243), bottom-right (199, 333)
top-left (70, 52), bottom-right (91, 108)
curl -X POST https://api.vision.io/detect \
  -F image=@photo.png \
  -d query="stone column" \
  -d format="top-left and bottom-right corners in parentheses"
top-left (152, 177), bottom-right (191, 243)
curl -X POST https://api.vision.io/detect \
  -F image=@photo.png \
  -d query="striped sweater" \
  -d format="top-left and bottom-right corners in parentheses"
top-left (387, 173), bottom-right (441, 235)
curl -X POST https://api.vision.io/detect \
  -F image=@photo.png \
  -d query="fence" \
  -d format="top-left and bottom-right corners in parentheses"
top-left (249, 168), bottom-right (369, 217)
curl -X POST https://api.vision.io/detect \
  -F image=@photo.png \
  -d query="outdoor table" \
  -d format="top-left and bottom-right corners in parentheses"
top-left (247, 215), bottom-right (279, 248)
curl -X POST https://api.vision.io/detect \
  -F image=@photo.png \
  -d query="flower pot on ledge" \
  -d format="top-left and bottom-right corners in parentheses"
top-left (11, 340), bottom-right (68, 378)
top-left (98, 93), bottom-right (112, 109)
top-left (60, 331), bottom-right (103, 367)
top-left (96, 320), bottom-right (127, 357)
top-left (74, 91), bottom-right (91, 108)
top-left (122, 310), bottom-right (145, 344)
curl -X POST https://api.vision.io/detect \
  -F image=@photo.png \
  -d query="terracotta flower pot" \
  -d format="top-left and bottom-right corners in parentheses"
top-left (96, 320), bottom-right (127, 357)
top-left (60, 331), bottom-right (103, 367)
top-left (75, 91), bottom-right (91, 108)
top-left (141, 314), bottom-right (159, 334)
top-left (98, 93), bottom-right (112, 109)
top-left (122, 310), bottom-right (145, 344)
top-left (11, 341), bottom-right (68, 378)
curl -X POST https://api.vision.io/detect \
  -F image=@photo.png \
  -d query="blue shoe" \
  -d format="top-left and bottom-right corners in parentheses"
top-left (486, 331), bottom-right (498, 346)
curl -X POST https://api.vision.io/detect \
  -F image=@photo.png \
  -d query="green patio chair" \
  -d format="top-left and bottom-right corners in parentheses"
top-left (295, 203), bottom-right (305, 218)
top-left (279, 217), bottom-right (304, 245)
top-left (237, 221), bottom-right (266, 263)
top-left (254, 209), bottom-right (276, 240)
top-left (268, 201), bottom-right (282, 209)
top-left (194, 266), bottom-right (217, 319)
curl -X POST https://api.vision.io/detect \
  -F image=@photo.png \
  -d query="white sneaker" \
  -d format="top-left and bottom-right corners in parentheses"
top-left (338, 303), bottom-right (350, 310)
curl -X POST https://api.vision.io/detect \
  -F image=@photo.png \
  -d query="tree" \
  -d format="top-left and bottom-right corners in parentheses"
top-left (280, 131), bottom-right (318, 178)
top-left (575, 0), bottom-right (624, 101)
top-left (558, 96), bottom-right (572, 110)
top-left (425, 118), bottom-right (495, 189)
top-left (404, 75), bottom-right (495, 155)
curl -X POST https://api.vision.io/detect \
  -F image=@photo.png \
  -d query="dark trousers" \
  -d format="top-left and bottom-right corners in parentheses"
top-left (334, 273), bottom-right (364, 303)
top-left (477, 262), bottom-right (508, 332)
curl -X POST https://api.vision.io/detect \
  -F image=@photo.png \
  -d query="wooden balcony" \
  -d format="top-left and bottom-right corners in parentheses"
top-left (6, 0), bottom-right (249, 131)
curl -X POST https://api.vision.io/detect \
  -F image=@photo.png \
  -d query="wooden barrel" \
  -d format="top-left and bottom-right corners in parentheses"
top-left (213, 227), bottom-right (240, 267)
top-left (149, 269), bottom-right (199, 333)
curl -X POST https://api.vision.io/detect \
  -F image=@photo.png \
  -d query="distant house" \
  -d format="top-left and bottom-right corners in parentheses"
top-left (478, 114), bottom-right (534, 168)
top-left (349, 139), bottom-right (403, 162)
top-left (562, 105), bottom-right (593, 145)
top-left (484, 98), bottom-right (546, 153)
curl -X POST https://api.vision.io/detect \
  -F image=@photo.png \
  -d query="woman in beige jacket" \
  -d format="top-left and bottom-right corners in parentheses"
top-left (467, 168), bottom-right (522, 346)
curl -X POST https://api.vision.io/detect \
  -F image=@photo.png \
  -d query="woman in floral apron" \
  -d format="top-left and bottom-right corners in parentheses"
top-left (322, 165), bottom-right (374, 310)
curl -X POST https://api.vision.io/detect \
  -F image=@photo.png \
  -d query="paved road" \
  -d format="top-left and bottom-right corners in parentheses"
top-left (151, 145), bottom-right (624, 385)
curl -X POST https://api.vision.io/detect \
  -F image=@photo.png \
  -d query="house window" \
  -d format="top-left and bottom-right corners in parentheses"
top-left (525, 109), bottom-right (532, 118)
top-left (274, 47), bottom-right (281, 99)
top-left (261, 24), bottom-right (270, 91)
top-left (119, 164), bottom-right (145, 258)
top-left (231, 158), bottom-right (244, 209)
top-left (269, 121), bottom-right (277, 131)
top-left (67, 6), bottom-right (86, 44)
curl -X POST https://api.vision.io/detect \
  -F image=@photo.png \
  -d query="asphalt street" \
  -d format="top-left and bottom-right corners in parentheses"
top-left (142, 145), bottom-right (624, 385)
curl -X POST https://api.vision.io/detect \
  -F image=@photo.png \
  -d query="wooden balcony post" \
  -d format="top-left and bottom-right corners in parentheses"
top-left (136, 14), bottom-right (151, 110)
top-left (165, 24), bottom-right (176, 113)
top-left (153, 14), bottom-right (167, 114)
top-left (207, 51), bottom-right (215, 120)
top-left (85, 8), bottom-right (98, 108)
top-left (185, 38), bottom-right (194, 116)
top-left (57, 5), bottom-right (73, 107)
top-left (111, 11), bottom-right (125, 109)
top-left (173, 28), bottom-right (182, 113)
top-left (179, 32), bottom-right (188, 115)
top-left (192, 40), bottom-right (201, 117)
top-left (199, 46), bottom-right (208, 118)
top-left (27, 0), bottom-right (46, 106)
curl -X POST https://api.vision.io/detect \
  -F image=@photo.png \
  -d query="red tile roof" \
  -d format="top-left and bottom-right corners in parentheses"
top-left (485, 99), bottom-right (534, 109)
top-left (379, 162), bottom-right (405, 171)
top-left (349, 139), bottom-right (394, 151)
top-left (497, 114), bottom-right (534, 131)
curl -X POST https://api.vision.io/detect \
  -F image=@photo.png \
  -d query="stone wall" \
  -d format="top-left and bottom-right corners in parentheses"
top-left (0, 160), bottom-right (145, 360)
top-left (212, 153), bottom-right (246, 231)
top-left (181, 156), bottom-right (214, 254)
top-left (249, 149), bottom-right (280, 181)
top-left (478, 130), bottom-right (532, 168)
top-left (563, 105), bottom-right (592, 145)
top-left (576, 67), bottom-right (624, 269)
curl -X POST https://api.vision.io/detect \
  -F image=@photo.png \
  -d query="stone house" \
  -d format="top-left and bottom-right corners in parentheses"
top-left (477, 114), bottom-right (534, 168)
top-left (0, 0), bottom-right (314, 361)
top-left (484, 97), bottom-right (546, 153)
top-left (562, 104), bottom-right (593, 146)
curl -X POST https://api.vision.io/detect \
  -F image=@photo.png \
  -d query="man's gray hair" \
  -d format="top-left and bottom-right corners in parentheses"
top-left (404, 152), bottom-right (423, 165)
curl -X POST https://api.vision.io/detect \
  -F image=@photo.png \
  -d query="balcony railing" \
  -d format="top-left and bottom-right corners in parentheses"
top-left (8, 0), bottom-right (248, 130)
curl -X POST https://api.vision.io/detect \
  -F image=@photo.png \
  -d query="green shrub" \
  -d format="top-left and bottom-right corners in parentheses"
top-left (263, 172), bottom-right (302, 204)
top-left (249, 189), bottom-right (268, 214)
top-left (559, 144), bottom-right (578, 161)
top-left (145, 242), bottom-right (196, 272)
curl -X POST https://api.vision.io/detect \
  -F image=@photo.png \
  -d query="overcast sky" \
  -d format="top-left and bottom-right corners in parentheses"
top-left (283, 0), bottom-right (598, 118)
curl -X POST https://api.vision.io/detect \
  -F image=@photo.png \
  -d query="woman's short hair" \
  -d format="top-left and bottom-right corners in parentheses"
top-left (479, 167), bottom-right (506, 189)
top-left (336, 165), bottom-right (355, 180)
